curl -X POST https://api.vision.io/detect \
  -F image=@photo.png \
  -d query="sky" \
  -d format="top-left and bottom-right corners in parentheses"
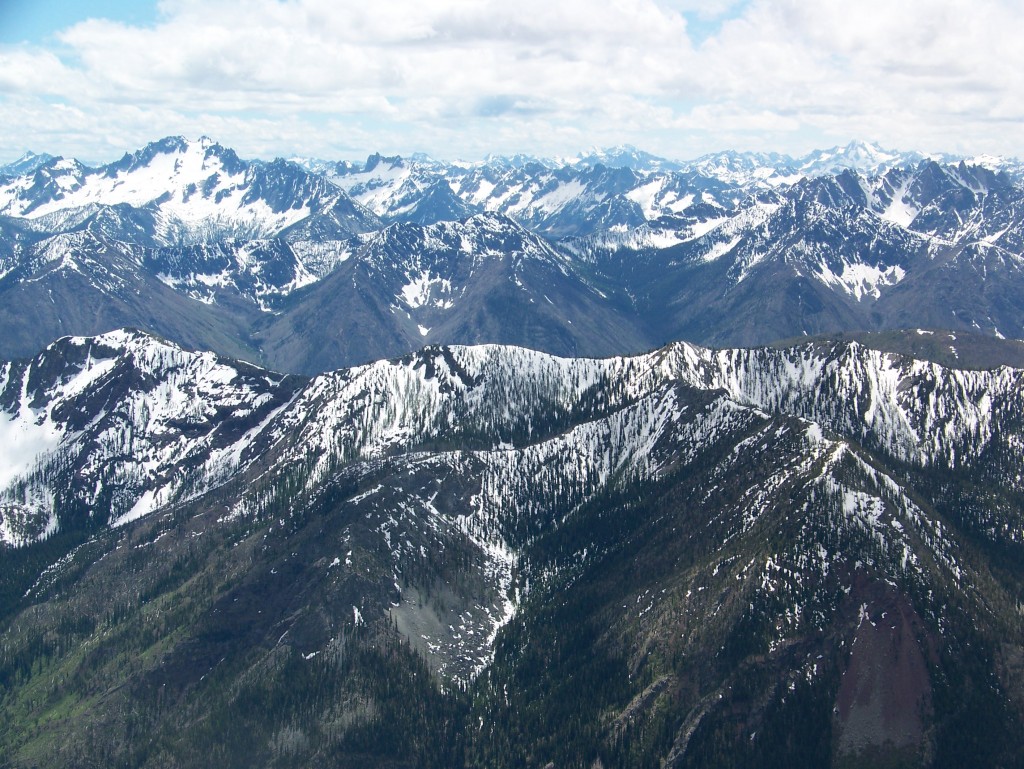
top-left (0, 0), bottom-right (1021, 164)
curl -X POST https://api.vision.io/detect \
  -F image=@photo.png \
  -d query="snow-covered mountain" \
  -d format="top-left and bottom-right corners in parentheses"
top-left (0, 151), bottom-right (59, 179)
top-left (0, 136), bottom-right (380, 246)
top-left (324, 140), bottom-right (1001, 234)
top-left (251, 213), bottom-right (647, 373)
top-left (328, 152), bottom-right (739, 237)
top-left (2, 138), bottom-right (1017, 250)
top-left (2, 136), bottom-right (1024, 373)
top-left (794, 140), bottom-right (940, 177)
top-left (0, 330), bottom-right (300, 546)
top-left (6, 329), bottom-right (1023, 562)
top-left (676, 141), bottom-right (949, 189)
top-left (0, 224), bottom-right (274, 362)
top-left (3, 136), bottom-right (1024, 767)
top-left (145, 238), bottom-right (357, 311)
top-left (678, 148), bottom-right (801, 188)
top-left (1, 329), bottom-right (1023, 766)
top-left (569, 159), bottom-right (1024, 348)
top-left (573, 144), bottom-right (683, 173)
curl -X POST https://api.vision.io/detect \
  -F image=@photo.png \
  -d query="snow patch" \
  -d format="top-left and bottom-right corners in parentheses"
top-left (816, 261), bottom-right (906, 301)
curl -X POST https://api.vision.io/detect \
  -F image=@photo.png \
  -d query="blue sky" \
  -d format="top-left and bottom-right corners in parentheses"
top-left (0, 1), bottom-right (159, 44)
top-left (0, 0), bottom-right (1021, 164)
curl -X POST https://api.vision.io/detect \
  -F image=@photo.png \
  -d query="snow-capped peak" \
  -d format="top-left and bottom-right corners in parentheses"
top-left (795, 140), bottom-right (931, 177)
top-left (0, 137), bottom-right (378, 246)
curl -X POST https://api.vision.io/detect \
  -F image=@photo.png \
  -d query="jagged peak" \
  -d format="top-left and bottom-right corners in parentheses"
top-left (573, 144), bottom-right (677, 171)
top-left (364, 152), bottom-right (405, 172)
top-left (107, 135), bottom-right (247, 177)
top-left (1, 151), bottom-right (59, 176)
top-left (841, 139), bottom-right (893, 158)
top-left (479, 152), bottom-right (557, 171)
top-left (369, 210), bottom-right (531, 242)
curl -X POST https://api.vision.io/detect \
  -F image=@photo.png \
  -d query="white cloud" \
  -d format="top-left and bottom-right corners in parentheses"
top-left (56, 0), bottom-right (691, 99)
top-left (0, 48), bottom-right (88, 96)
top-left (0, 0), bottom-right (1021, 161)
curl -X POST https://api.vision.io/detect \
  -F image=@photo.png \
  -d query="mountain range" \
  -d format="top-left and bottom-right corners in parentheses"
top-left (2, 136), bottom-right (1024, 767)
top-left (1, 329), bottom-right (1023, 766)
top-left (1, 137), bottom-right (1024, 373)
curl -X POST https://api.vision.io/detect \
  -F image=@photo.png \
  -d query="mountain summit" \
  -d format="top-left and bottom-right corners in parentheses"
top-left (0, 136), bottom-right (379, 246)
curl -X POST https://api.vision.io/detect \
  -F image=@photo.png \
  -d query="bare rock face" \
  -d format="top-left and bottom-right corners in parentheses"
top-left (834, 581), bottom-right (933, 767)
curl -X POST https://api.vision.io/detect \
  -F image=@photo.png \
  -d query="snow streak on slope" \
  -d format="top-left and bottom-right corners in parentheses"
top-left (657, 340), bottom-right (1021, 468)
top-left (4, 330), bottom-right (1023, 550)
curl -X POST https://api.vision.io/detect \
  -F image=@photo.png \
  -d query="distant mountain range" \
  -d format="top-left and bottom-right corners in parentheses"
top-left (1, 136), bottom-right (1023, 372)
